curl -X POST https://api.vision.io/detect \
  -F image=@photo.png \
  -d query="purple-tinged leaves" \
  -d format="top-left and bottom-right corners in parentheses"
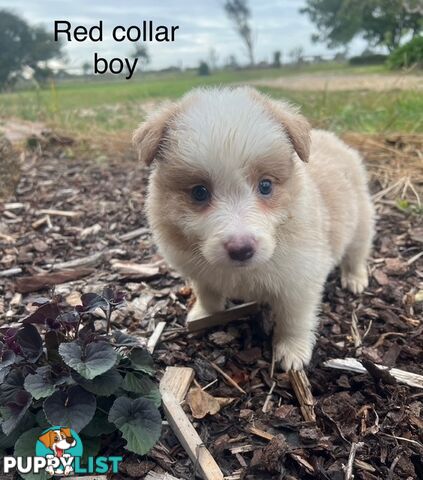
top-left (23, 302), bottom-right (60, 325)
top-left (15, 325), bottom-right (43, 363)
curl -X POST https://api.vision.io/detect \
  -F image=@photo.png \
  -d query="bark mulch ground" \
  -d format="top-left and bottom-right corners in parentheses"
top-left (0, 132), bottom-right (422, 480)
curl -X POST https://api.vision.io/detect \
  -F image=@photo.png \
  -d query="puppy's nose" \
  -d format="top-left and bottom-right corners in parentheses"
top-left (224, 236), bottom-right (256, 262)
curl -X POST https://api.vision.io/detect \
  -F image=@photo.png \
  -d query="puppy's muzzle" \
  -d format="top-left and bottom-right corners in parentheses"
top-left (224, 235), bottom-right (257, 262)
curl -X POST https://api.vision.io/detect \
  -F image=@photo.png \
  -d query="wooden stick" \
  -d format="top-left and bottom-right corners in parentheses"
top-left (187, 302), bottom-right (259, 332)
top-left (344, 442), bottom-right (363, 480)
top-left (323, 358), bottom-right (423, 389)
top-left (262, 381), bottom-right (276, 413)
top-left (198, 353), bottom-right (246, 395)
top-left (119, 226), bottom-right (149, 241)
top-left (160, 367), bottom-right (224, 480)
top-left (247, 426), bottom-right (274, 441)
top-left (48, 252), bottom-right (104, 270)
top-left (38, 209), bottom-right (81, 217)
top-left (289, 370), bottom-right (316, 422)
top-left (147, 321), bottom-right (167, 353)
top-left (0, 267), bottom-right (22, 278)
top-left (161, 367), bottom-right (195, 403)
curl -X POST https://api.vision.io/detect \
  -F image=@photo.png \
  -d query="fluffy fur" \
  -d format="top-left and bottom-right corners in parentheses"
top-left (133, 87), bottom-right (374, 370)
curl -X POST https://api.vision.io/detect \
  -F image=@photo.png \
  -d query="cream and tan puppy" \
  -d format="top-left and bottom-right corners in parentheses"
top-left (133, 87), bottom-right (374, 370)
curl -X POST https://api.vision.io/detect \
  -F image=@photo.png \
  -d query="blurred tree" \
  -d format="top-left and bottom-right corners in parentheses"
top-left (208, 47), bottom-right (219, 71)
top-left (301, 0), bottom-right (422, 53)
top-left (0, 10), bottom-right (63, 88)
top-left (82, 62), bottom-right (91, 76)
top-left (132, 44), bottom-right (150, 71)
top-left (224, 0), bottom-right (255, 65)
top-left (273, 50), bottom-right (282, 67)
top-left (198, 61), bottom-right (210, 76)
top-left (289, 46), bottom-right (305, 65)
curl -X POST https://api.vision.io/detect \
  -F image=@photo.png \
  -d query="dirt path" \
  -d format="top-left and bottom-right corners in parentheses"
top-left (250, 73), bottom-right (423, 91)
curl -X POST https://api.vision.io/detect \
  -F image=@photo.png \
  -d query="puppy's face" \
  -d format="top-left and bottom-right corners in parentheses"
top-left (134, 88), bottom-right (310, 270)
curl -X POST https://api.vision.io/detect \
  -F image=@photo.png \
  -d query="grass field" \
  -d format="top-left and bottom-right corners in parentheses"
top-left (0, 63), bottom-right (421, 136)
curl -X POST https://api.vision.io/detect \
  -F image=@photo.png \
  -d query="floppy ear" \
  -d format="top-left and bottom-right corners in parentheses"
top-left (38, 431), bottom-right (55, 449)
top-left (248, 89), bottom-right (311, 162)
top-left (61, 428), bottom-right (72, 438)
top-left (272, 101), bottom-right (311, 163)
top-left (132, 102), bottom-right (179, 166)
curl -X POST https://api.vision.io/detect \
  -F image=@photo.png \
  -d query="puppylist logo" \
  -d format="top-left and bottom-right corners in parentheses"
top-left (3, 426), bottom-right (122, 476)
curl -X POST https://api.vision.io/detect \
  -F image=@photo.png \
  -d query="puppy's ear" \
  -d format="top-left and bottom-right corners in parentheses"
top-left (132, 102), bottom-right (179, 166)
top-left (38, 430), bottom-right (55, 448)
top-left (273, 102), bottom-right (311, 163)
top-left (249, 89), bottom-right (311, 162)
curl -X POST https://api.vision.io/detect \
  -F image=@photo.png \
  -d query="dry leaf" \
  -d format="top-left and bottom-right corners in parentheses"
top-left (373, 269), bottom-right (389, 286)
top-left (186, 387), bottom-right (234, 419)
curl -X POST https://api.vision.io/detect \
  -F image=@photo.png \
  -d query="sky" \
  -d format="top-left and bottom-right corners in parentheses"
top-left (0, 0), bottom-right (370, 72)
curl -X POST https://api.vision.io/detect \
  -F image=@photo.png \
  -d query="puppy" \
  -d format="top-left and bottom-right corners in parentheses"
top-left (38, 427), bottom-right (76, 475)
top-left (133, 87), bottom-right (374, 370)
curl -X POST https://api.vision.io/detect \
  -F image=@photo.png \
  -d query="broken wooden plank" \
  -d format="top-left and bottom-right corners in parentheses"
top-left (160, 367), bottom-right (194, 402)
top-left (323, 357), bottom-right (423, 389)
top-left (187, 302), bottom-right (259, 332)
top-left (160, 367), bottom-right (224, 480)
top-left (289, 370), bottom-right (316, 422)
top-left (147, 321), bottom-right (167, 353)
top-left (14, 268), bottom-right (94, 293)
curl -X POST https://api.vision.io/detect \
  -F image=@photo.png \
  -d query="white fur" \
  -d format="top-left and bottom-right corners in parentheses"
top-left (137, 87), bottom-right (374, 371)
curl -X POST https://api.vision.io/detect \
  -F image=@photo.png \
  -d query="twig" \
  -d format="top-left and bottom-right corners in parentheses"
top-left (147, 321), bottom-right (167, 353)
top-left (0, 267), bottom-right (22, 278)
top-left (247, 426), bottom-right (274, 441)
top-left (119, 226), bottom-right (149, 241)
top-left (47, 251), bottom-right (104, 270)
top-left (344, 442), bottom-right (363, 480)
top-left (288, 370), bottom-right (316, 422)
top-left (198, 353), bottom-right (246, 395)
top-left (38, 208), bottom-right (81, 217)
top-left (262, 381), bottom-right (276, 413)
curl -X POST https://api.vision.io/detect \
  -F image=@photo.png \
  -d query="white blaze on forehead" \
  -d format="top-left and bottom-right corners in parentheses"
top-left (170, 88), bottom-right (292, 177)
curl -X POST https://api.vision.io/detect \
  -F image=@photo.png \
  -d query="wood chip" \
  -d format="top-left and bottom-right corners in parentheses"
top-left (14, 268), bottom-right (94, 293)
top-left (198, 353), bottom-right (246, 395)
top-left (288, 370), bottom-right (316, 422)
top-left (0, 267), bottom-right (22, 278)
top-left (110, 259), bottom-right (162, 278)
top-left (247, 426), bottom-right (274, 441)
top-left (145, 473), bottom-right (181, 480)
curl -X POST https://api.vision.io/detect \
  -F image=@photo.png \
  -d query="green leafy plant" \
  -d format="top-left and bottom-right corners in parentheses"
top-left (0, 288), bottom-right (161, 462)
top-left (387, 36), bottom-right (423, 70)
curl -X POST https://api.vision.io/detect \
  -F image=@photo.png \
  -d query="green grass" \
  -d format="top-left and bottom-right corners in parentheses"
top-left (0, 63), bottom-right (421, 135)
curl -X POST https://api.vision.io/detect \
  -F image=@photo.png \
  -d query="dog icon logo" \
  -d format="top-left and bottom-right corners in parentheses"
top-left (36, 426), bottom-right (83, 476)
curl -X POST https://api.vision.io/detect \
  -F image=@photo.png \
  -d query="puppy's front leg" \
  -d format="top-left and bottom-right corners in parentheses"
top-left (186, 281), bottom-right (225, 324)
top-left (271, 290), bottom-right (320, 371)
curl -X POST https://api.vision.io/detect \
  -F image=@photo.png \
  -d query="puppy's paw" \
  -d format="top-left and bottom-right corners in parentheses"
top-left (341, 267), bottom-right (368, 294)
top-left (273, 337), bottom-right (313, 371)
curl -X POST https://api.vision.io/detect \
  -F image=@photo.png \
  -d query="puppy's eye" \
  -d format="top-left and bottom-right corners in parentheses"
top-left (258, 179), bottom-right (273, 196)
top-left (191, 185), bottom-right (210, 203)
